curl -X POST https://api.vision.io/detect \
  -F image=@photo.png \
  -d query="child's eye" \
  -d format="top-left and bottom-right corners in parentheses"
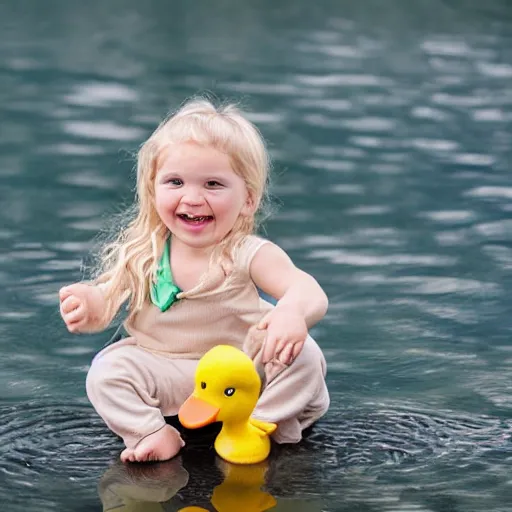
top-left (167, 178), bottom-right (183, 186)
top-left (206, 180), bottom-right (223, 188)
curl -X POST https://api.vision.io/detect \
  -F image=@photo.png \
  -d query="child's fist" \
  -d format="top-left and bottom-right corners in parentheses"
top-left (59, 283), bottom-right (102, 333)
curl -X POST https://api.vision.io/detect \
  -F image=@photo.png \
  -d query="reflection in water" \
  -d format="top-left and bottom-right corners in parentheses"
top-left (99, 457), bottom-right (189, 512)
top-left (98, 457), bottom-right (280, 512)
top-left (206, 461), bottom-right (276, 512)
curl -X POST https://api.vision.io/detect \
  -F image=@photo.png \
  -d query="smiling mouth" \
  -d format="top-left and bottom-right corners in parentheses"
top-left (178, 213), bottom-right (214, 223)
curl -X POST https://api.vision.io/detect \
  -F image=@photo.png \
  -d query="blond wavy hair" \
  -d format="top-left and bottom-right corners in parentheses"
top-left (94, 98), bottom-right (271, 324)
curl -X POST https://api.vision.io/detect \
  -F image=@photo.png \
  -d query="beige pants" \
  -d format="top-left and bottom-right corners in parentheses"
top-left (86, 335), bottom-right (329, 449)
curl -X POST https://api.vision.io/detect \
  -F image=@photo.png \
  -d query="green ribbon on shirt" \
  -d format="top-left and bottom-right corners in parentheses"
top-left (150, 238), bottom-right (182, 312)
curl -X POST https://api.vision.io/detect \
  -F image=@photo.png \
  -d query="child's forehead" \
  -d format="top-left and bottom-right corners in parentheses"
top-left (162, 141), bottom-right (227, 157)
top-left (156, 143), bottom-right (235, 175)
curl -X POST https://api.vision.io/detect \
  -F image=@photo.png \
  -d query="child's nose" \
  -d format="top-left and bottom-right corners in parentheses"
top-left (182, 188), bottom-right (205, 206)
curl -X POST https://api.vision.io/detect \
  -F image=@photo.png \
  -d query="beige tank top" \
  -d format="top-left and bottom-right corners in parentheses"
top-left (124, 235), bottom-right (274, 359)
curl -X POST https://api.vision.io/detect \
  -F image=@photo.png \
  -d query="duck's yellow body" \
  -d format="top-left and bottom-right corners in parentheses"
top-left (178, 345), bottom-right (276, 464)
top-left (214, 416), bottom-right (275, 465)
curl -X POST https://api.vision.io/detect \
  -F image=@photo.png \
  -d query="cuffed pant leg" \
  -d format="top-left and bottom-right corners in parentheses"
top-left (86, 338), bottom-right (198, 448)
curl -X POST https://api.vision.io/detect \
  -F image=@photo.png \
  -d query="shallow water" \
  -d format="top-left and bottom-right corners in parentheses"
top-left (1, 0), bottom-right (512, 510)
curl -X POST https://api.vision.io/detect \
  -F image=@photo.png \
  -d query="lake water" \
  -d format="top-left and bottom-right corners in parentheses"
top-left (1, 0), bottom-right (512, 510)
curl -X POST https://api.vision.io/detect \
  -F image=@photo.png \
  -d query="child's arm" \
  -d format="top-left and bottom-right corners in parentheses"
top-left (249, 242), bottom-right (328, 364)
top-left (59, 283), bottom-right (116, 334)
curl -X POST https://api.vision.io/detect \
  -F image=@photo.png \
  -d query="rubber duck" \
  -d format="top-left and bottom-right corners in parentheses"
top-left (178, 345), bottom-right (276, 464)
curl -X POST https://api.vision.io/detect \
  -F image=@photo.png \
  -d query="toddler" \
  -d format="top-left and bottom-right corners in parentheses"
top-left (59, 99), bottom-right (330, 462)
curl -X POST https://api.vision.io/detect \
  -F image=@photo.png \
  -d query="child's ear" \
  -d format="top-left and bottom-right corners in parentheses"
top-left (241, 192), bottom-right (256, 216)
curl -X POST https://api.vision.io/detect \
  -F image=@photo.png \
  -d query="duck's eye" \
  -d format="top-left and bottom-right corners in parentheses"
top-left (224, 387), bottom-right (235, 397)
top-left (201, 381), bottom-right (207, 389)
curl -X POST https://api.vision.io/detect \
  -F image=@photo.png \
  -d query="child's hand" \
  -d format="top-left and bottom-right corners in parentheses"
top-left (258, 306), bottom-right (308, 365)
top-left (59, 283), bottom-right (105, 333)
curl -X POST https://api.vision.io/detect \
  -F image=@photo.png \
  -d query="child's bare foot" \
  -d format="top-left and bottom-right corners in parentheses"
top-left (120, 425), bottom-right (185, 463)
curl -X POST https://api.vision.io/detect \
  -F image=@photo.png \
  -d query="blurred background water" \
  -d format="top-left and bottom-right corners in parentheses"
top-left (1, 0), bottom-right (512, 510)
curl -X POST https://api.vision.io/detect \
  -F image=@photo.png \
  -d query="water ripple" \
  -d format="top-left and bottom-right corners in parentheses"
top-left (63, 82), bottom-right (138, 107)
top-left (482, 245), bottom-right (512, 270)
top-left (452, 153), bottom-right (495, 166)
top-left (275, 403), bottom-right (512, 483)
top-left (410, 106), bottom-right (450, 121)
top-left (477, 62), bottom-right (512, 78)
top-left (465, 186), bottom-right (512, 199)
top-left (309, 249), bottom-right (457, 267)
top-left (62, 120), bottom-right (144, 141)
top-left (0, 400), bottom-right (120, 503)
top-left (421, 39), bottom-right (473, 57)
top-left (57, 169), bottom-right (119, 190)
top-left (412, 138), bottom-right (459, 152)
top-left (422, 209), bottom-right (476, 223)
top-left (295, 73), bottom-right (390, 87)
top-left (431, 92), bottom-right (488, 108)
top-left (475, 220), bottom-right (512, 240)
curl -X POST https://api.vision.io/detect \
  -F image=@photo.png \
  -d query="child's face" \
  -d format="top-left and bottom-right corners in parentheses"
top-left (154, 142), bottom-right (252, 251)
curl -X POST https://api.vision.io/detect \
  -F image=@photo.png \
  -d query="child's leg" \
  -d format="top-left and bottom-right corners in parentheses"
top-left (252, 335), bottom-right (330, 444)
top-left (86, 337), bottom-right (198, 462)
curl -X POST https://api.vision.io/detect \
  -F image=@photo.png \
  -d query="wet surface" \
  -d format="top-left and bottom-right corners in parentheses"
top-left (1, 398), bottom-right (511, 510)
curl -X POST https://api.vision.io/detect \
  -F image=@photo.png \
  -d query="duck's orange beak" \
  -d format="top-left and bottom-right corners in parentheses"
top-left (178, 395), bottom-right (220, 428)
